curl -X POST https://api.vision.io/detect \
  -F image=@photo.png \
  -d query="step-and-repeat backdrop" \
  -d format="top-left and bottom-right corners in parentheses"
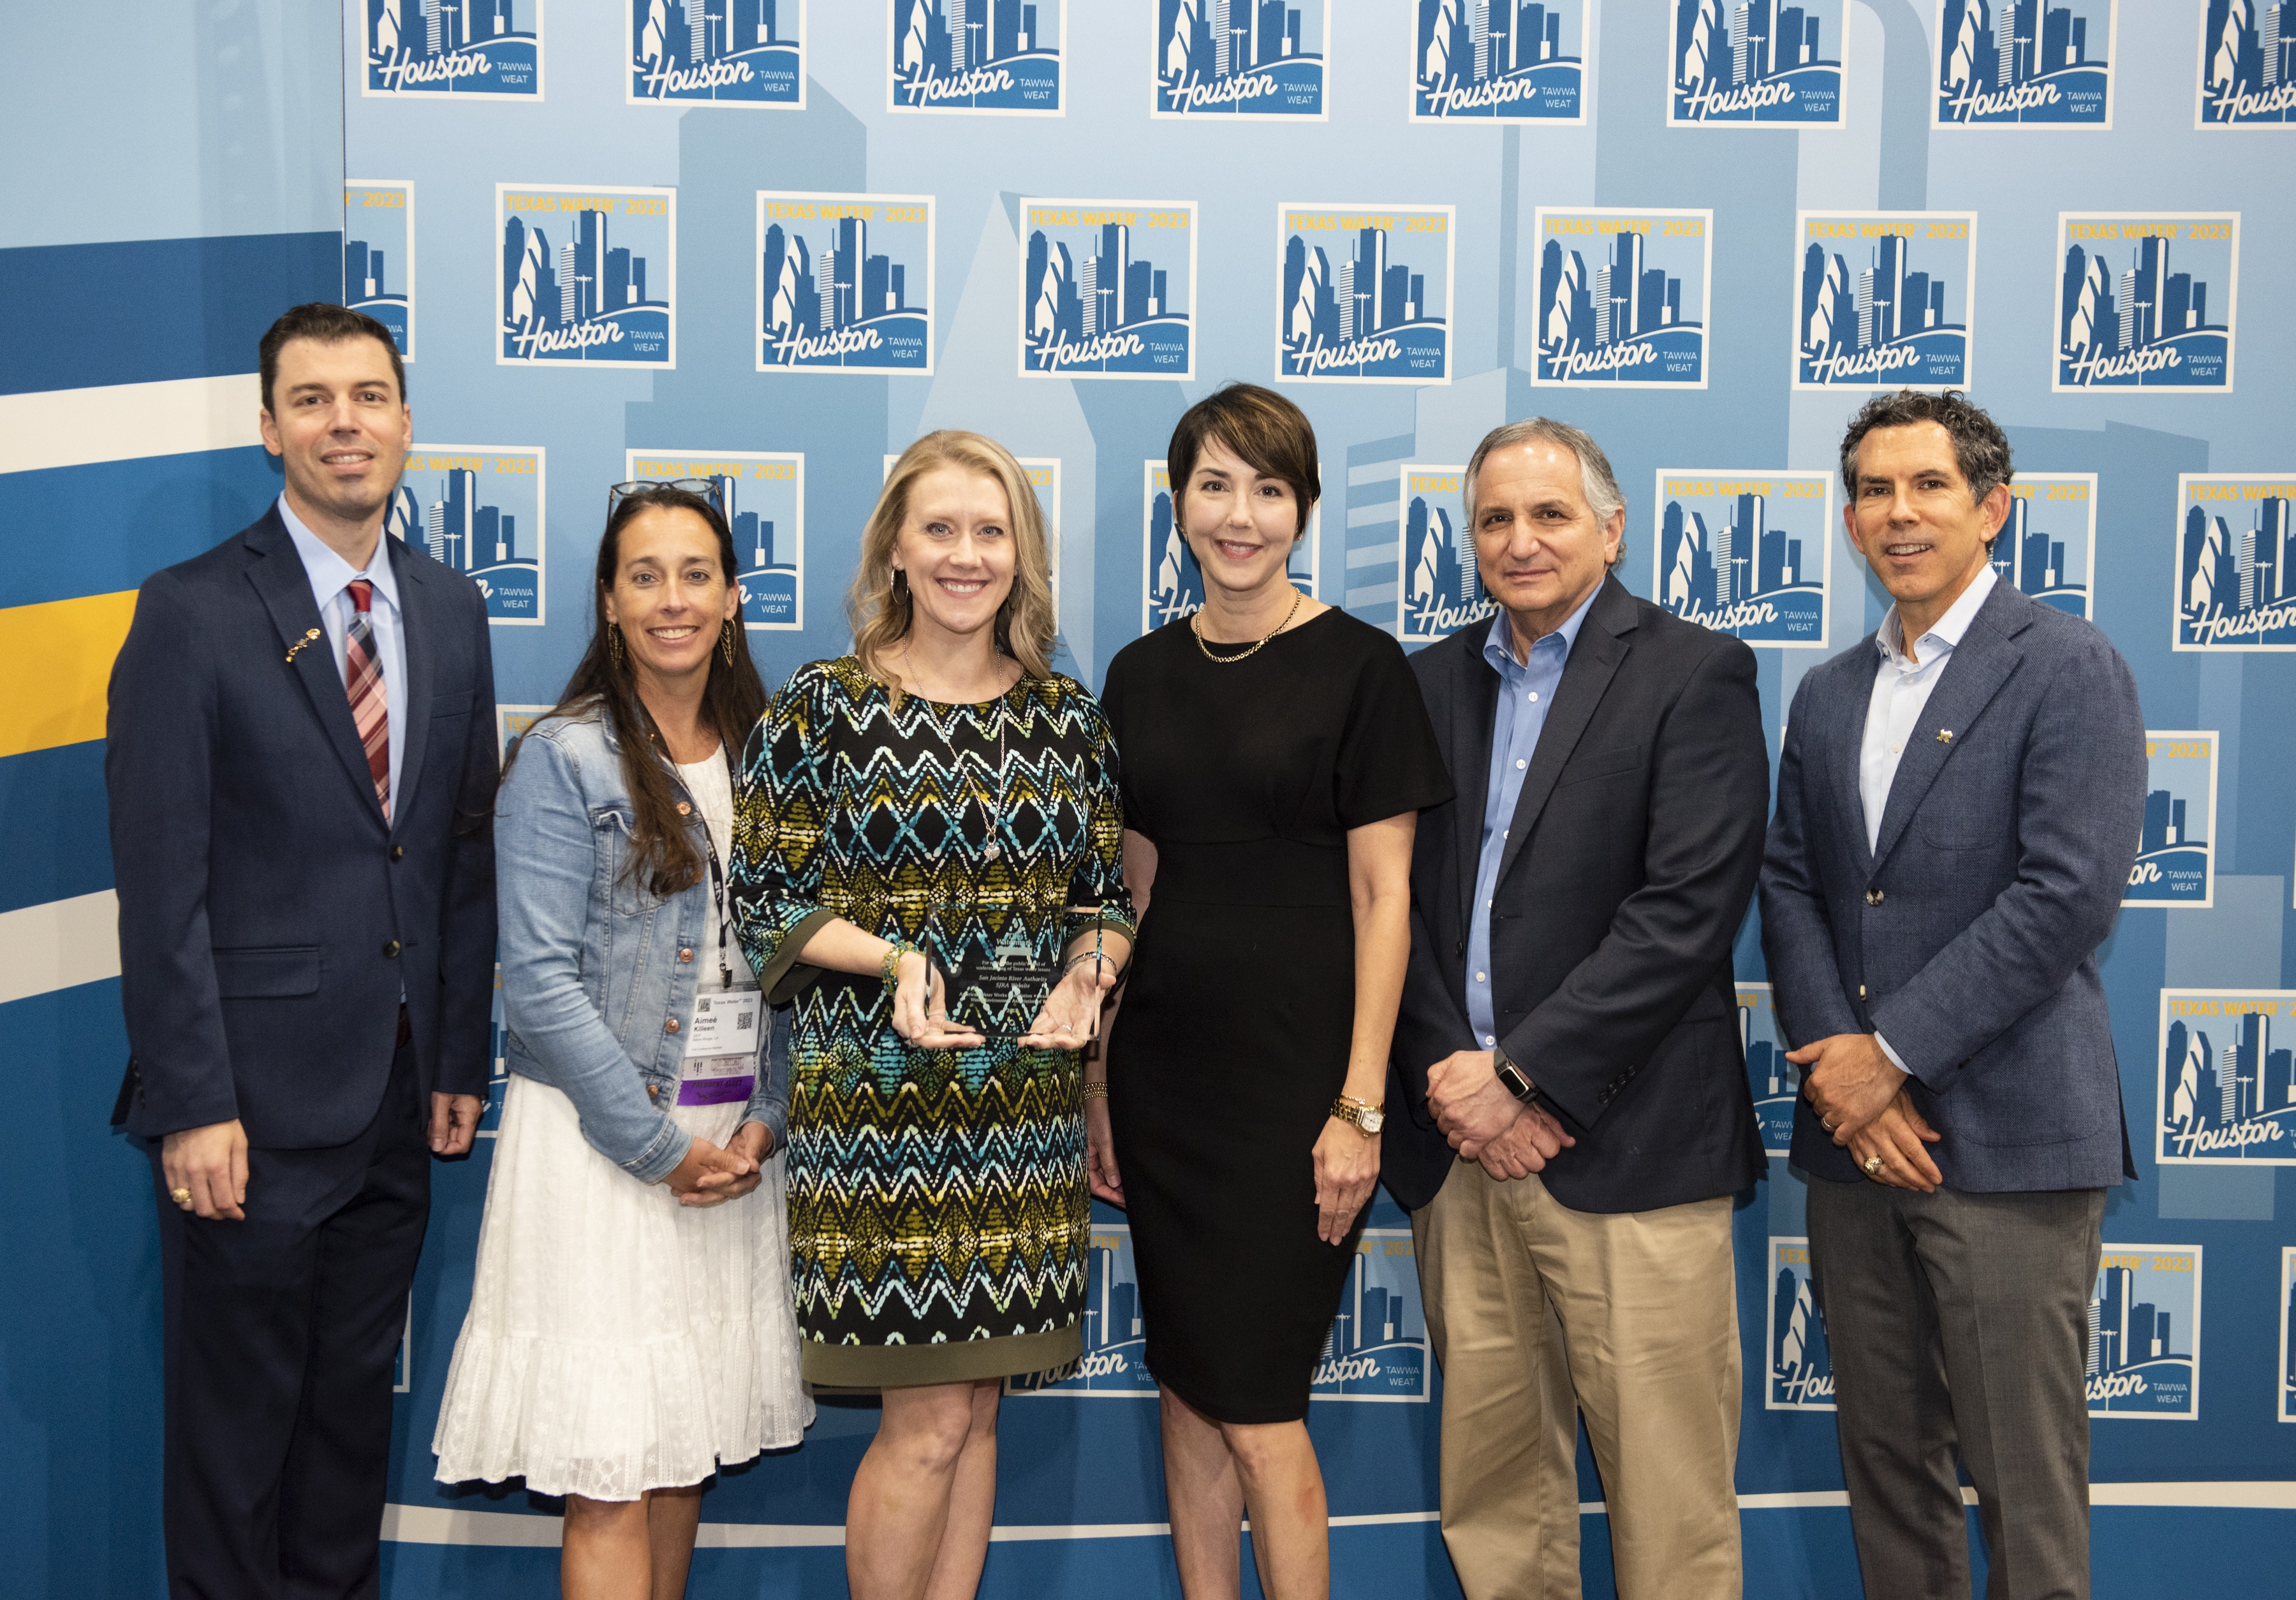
top-left (357, 3), bottom-right (2292, 1594)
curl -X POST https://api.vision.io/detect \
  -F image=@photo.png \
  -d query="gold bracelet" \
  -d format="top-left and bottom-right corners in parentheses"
top-left (879, 941), bottom-right (920, 988)
top-left (1081, 1081), bottom-right (1109, 1101)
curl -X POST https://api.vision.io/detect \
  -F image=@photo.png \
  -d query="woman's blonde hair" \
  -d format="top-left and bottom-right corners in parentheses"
top-left (850, 430), bottom-right (1057, 701)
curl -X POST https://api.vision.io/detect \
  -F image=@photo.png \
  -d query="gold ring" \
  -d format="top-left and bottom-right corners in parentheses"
top-left (170, 1187), bottom-right (193, 1207)
top-left (1862, 1154), bottom-right (1883, 1175)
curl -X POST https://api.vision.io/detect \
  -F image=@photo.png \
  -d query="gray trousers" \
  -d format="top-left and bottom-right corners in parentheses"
top-left (1806, 1178), bottom-right (2106, 1600)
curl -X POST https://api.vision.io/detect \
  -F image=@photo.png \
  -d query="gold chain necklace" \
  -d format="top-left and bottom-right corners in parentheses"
top-left (1191, 588), bottom-right (1303, 663)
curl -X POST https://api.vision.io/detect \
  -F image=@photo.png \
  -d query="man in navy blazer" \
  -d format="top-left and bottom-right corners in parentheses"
top-left (108, 304), bottom-right (497, 1597)
top-left (1762, 390), bottom-right (2144, 1600)
top-left (1387, 420), bottom-right (1770, 1599)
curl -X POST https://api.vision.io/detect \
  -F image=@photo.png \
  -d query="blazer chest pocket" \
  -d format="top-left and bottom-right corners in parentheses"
top-left (1556, 742), bottom-right (1645, 789)
top-left (214, 945), bottom-right (321, 997)
top-left (431, 689), bottom-right (472, 721)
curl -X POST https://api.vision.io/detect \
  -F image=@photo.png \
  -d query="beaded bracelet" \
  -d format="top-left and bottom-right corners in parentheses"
top-left (1081, 1082), bottom-right (1110, 1101)
top-left (880, 941), bottom-right (922, 989)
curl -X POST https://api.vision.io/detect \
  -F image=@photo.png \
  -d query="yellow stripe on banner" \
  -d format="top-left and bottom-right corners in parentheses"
top-left (0, 589), bottom-right (140, 758)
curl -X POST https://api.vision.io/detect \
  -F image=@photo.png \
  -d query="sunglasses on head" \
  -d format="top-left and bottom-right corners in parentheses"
top-left (608, 478), bottom-right (727, 515)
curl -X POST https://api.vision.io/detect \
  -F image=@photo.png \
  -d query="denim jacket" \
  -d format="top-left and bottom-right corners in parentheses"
top-left (497, 704), bottom-right (788, 1184)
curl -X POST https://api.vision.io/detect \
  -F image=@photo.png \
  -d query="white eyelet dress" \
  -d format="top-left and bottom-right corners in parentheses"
top-left (431, 756), bottom-right (811, 1501)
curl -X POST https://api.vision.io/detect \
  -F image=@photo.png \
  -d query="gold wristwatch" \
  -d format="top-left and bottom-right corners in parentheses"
top-left (1330, 1094), bottom-right (1385, 1135)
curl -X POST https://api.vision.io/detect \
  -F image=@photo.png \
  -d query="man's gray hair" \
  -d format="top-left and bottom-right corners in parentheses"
top-left (1462, 418), bottom-right (1628, 566)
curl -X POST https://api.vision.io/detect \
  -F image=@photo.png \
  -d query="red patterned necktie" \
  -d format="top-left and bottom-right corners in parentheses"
top-left (346, 579), bottom-right (392, 822)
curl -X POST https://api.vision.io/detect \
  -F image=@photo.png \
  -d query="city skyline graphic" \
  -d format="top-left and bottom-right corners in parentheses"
top-left (1740, 984), bottom-right (1795, 1157)
top-left (366, 0), bottom-right (540, 96)
top-left (1654, 471), bottom-right (1830, 645)
top-left (2176, 477), bottom-right (2296, 649)
top-left (2281, 1247), bottom-right (2295, 1422)
top-left (2057, 216), bottom-right (2237, 391)
top-left (1397, 464), bottom-right (1496, 643)
top-left (1413, 0), bottom-right (1587, 122)
top-left (1536, 211), bottom-right (1711, 387)
top-left (627, 451), bottom-right (804, 629)
top-left (345, 182), bottom-right (413, 358)
top-left (2198, 0), bottom-right (2296, 125)
top-left (2126, 731), bottom-right (2214, 909)
top-left (1156, 0), bottom-right (1327, 118)
top-left (1143, 462), bottom-right (1315, 636)
top-left (1937, 0), bottom-right (2115, 126)
top-left (498, 188), bottom-right (674, 367)
top-left (629, 0), bottom-right (803, 105)
top-left (1023, 202), bottom-right (1195, 378)
top-left (1767, 1238), bottom-right (1835, 1410)
top-left (758, 193), bottom-right (934, 372)
top-left (2087, 1247), bottom-right (2201, 1418)
top-left (383, 446), bottom-right (545, 624)
top-left (892, 0), bottom-right (1063, 113)
top-left (1672, 0), bottom-right (1846, 125)
top-left (1992, 476), bottom-right (2095, 618)
top-left (1279, 206), bottom-right (1452, 383)
top-left (2160, 994), bottom-right (2296, 1167)
top-left (1011, 1227), bottom-right (1429, 1401)
top-left (1797, 212), bottom-right (1975, 388)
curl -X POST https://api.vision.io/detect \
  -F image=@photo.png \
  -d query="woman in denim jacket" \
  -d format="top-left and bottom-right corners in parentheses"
top-left (433, 483), bottom-right (810, 1596)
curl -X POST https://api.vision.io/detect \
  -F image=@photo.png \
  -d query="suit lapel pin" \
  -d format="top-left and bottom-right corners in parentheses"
top-left (1935, 729), bottom-right (1953, 744)
top-left (285, 628), bottom-right (321, 664)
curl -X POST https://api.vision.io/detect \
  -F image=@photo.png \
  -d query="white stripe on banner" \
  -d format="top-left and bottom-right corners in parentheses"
top-left (383, 1484), bottom-right (2296, 1547)
top-left (0, 890), bottom-right (120, 1006)
top-left (0, 373), bottom-right (263, 476)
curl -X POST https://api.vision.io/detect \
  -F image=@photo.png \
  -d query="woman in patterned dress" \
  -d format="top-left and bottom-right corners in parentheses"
top-left (728, 430), bottom-right (1134, 1600)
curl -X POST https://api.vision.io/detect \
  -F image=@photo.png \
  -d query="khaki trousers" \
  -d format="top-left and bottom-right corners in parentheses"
top-left (1412, 1162), bottom-right (1742, 1600)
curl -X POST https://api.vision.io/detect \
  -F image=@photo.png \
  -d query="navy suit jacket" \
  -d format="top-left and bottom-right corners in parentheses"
top-left (1385, 576), bottom-right (1770, 1215)
top-left (1760, 577), bottom-right (2144, 1191)
top-left (107, 506), bottom-right (499, 1147)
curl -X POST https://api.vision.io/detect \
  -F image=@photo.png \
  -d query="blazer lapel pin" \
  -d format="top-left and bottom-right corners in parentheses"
top-left (1935, 729), bottom-right (1953, 744)
top-left (285, 628), bottom-right (321, 663)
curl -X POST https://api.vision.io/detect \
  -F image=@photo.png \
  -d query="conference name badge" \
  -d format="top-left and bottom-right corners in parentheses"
top-left (679, 991), bottom-right (761, 1106)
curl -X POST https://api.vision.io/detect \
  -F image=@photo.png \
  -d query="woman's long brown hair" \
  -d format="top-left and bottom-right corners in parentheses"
top-left (509, 486), bottom-right (769, 897)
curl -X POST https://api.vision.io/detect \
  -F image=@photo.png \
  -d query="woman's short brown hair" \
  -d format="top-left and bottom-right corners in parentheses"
top-left (1166, 383), bottom-right (1320, 540)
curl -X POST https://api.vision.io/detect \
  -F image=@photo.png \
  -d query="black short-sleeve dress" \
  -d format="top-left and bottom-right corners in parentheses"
top-left (1100, 608), bottom-right (1452, 1423)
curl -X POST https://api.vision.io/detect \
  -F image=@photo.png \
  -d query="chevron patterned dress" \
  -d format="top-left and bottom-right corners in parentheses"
top-left (728, 659), bottom-right (1135, 1388)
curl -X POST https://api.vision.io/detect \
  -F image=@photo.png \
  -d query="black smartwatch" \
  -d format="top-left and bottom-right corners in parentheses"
top-left (1492, 1042), bottom-right (1537, 1103)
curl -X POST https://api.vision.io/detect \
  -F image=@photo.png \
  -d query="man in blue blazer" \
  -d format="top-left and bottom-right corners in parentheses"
top-left (1762, 391), bottom-right (2144, 1600)
top-left (108, 304), bottom-right (497, 1597)
top-left (1387, 420), bottom-right (1770, 1599)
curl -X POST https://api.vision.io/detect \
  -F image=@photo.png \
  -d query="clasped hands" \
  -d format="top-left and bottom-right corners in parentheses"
top-left (664, 1120), bottom-right (777, 1208)
top-left (1425, 1050), bottom-right (1574, 1180)
top-left (1792, 1031), bottom-right (1942, 1194)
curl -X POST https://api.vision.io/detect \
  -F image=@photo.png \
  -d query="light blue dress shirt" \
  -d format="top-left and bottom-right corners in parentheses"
top-left (279, 494), bottom-right (408, 816)
top-left (1464, 586), bottom-right (1600, 1050)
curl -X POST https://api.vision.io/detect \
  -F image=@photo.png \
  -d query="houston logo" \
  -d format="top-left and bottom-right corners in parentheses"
top-left (1654, 471), bottom-right (1830, 645)
top-left (385, 447), bottom-right (545, 624)
top-left (2159, 992), bottom-right (2296, 1166)
top-left (1673, 0), bottom-right (1846, 124)
top-left (498, 187), bottom-right (675, 368)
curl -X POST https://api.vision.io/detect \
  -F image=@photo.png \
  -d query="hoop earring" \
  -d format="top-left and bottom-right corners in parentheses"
top-left (608, 622), bottom-right (625, 668)
top-left (719, 620), bottom-right (737, 665)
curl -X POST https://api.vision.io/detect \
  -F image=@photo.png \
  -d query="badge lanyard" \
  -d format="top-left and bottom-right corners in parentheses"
top-left (695, 751), bottom-right (736, 991)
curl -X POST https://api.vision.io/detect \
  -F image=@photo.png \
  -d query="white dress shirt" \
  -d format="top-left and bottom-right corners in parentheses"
top-left (1857, 561), bottom-right (1996, 1076)
top-left (279, 494), bottom-right (408, 816)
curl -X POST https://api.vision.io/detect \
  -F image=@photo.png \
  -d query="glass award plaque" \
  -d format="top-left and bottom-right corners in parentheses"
top-left (937, 923), bottom-right (1057, 1039)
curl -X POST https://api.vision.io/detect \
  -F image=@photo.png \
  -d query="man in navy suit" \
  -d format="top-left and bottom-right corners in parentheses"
top-left (108, 303), bottom-right (497, 1597)
top-left (1762, 390), bottom-right (2144, 1600)
top-left (1387, 419), bottom-right (1770, 1599)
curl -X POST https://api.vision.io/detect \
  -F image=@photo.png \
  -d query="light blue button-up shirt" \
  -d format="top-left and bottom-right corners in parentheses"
top-left (1465, 586), bottom-right (1600, 1049)
top-left (279, 494), bottom-right (408, 816)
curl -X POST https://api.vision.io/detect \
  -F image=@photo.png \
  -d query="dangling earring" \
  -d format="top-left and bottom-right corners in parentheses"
top-left (892, 568), bottom-right (909, 603)
top-left (608, 622), bottom-right (625, 668)
top-left (719, 620), bottom-right (737, 665)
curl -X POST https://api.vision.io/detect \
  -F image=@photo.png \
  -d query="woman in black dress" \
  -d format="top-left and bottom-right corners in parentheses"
top-left (1091, 385), bottom-right (1452, 1599)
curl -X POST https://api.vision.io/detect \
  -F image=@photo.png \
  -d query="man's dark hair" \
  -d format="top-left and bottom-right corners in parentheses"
top-left (259, 303), bottom-right (406, 415)
top-left (1839, 388), bottom-right (2012, 508)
